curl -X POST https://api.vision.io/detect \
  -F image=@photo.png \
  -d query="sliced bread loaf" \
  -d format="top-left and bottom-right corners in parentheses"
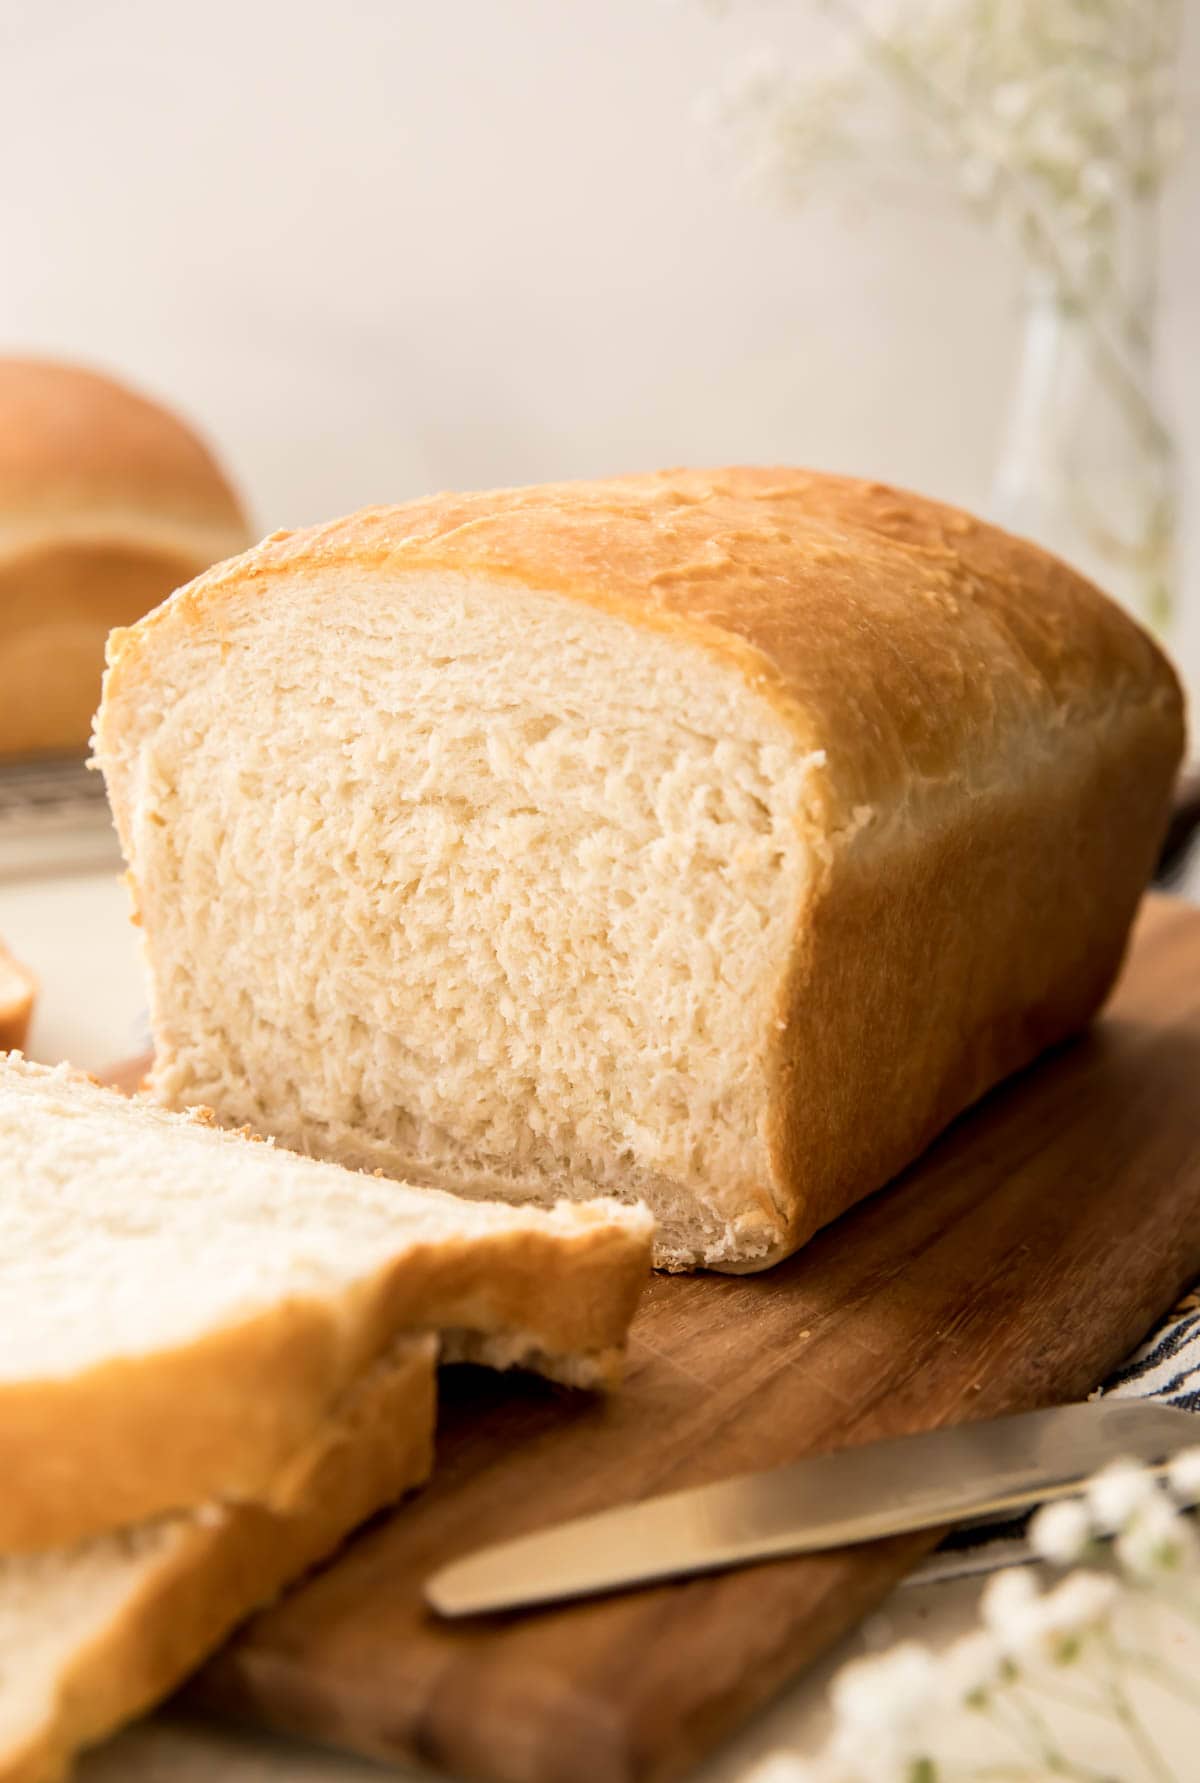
top-left (94, 468), bottom-right (1185, 1269)
top-left (0, 1335), bottom-right (436, 1783)
top-left (0, 1054), bottom-right (651, 1550)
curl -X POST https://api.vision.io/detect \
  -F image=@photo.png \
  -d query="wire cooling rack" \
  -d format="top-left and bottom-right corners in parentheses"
top-left (0, 756), bottom-right (122, 880)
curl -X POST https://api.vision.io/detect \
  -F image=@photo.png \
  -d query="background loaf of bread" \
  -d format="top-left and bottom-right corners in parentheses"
top-left (95, 468), bottom-right (1186, 1269)
top-left (0, 358), bottom-right (249, 756)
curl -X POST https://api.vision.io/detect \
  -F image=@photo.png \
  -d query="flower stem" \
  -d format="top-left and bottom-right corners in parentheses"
top-left (1100, 1633), bottom-right (1180, 1783)
top-left (816, 0), bottom-right (1175, 460)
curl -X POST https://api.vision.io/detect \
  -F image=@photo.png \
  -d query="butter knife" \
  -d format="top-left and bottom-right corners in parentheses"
top-left (426, 1400), bottom-right (1193, 1617)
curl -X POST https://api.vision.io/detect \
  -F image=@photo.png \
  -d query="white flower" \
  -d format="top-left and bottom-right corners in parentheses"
top-left (938, 1629), bottom-right (1004, 1707)
top-left (982, 1566), bottom-right (1117, 1663)
top-left (981, 1566), bottom-right (1039, 1641)
top-left (1029, 1495), bottom-right (1093, 1566)
top-left (826, 1642), bottom-right (937, 1781)
top-left (1085, 1458), bottom-right (1158, 1534)
top-left (1114, 1491), bottom-right (1199, 1581)
top-left (1167, 1447), bottom-right (1200, 1507)
top-left (992, 80), bottom-right (1032, 123)
top-left (749, 1754), bottom-right (859, 1783)
top-left (825, 1733), bottom-right (916, 1783)
top-left (1038, 1572), bottom-right (1121, 1650)
top-left (744, 1757), bottom-right (825, 1783)
top-left (1079, 161), bottom-right (1116, 204)
top-left (829, 1641), bottom-right (937, 1733)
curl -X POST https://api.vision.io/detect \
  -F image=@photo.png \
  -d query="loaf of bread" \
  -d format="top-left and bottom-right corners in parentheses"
top-left (0, 1335), bottom-right (436, 1783)
top-left (0, 943), bottom-right (34, 1052)
top-left (0, 1054), bottom-right (651, 1550)
top-left (0, 358), bottom-right (249, 756)
top-left (95, 468), bottom-right (1186, 1271)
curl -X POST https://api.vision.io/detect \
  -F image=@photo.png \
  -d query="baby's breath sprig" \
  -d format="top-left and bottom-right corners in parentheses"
top-left (692, 0), bottom-right (1183, 628)
top-left (750, 1447), bottom-right (1200, 1783)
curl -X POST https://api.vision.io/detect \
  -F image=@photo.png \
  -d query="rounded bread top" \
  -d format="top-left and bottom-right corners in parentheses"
top-left (102, 466), bottom-right (1185, 818)
top-left (0, 356), bottom-right (250, 562)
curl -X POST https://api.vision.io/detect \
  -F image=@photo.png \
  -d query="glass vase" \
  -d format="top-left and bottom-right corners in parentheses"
top-left (989, 272), bottom-right (1177, 637)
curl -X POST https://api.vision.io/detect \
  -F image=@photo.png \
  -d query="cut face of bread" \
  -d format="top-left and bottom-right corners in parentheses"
top-left (0, 1336), bottom-right (435, 1783)
top-left (96, 471), bottom-right (1185, 1273)
top-left (100, 574), bottom-right (816, 1267)
top-left (0, 1054), bottom-right (650, 1551)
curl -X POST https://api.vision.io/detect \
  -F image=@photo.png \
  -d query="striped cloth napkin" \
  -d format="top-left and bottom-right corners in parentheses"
top-left (911, 1289), bottom-right (1200, 1585)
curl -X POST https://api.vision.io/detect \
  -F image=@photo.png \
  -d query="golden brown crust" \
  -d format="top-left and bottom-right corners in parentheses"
top-left (0, 945), bottom-right (35, 1053)
top-left (0, 1060), bottom-right (651, 1551)
top-left (765, 701), bottom-right (1180, 1256)
top-left (99, 467), bottom-right (1186, 1266)
top-left (1, 1337), bottom-right (436, 1783)
top-left (0, 358), bottom-right (250, 755)
top-left (104, 466), bottom-right (1182, 807)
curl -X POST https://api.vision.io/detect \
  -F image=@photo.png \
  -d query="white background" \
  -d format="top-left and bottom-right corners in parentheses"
top-left (2, 0), bottom-right (1198, 704)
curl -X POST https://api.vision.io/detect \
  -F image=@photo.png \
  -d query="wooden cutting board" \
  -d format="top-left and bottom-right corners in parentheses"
top-left (174, 895), bottom-right (1200, 1783)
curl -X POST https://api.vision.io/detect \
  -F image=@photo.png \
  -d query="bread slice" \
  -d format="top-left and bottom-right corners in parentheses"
top-left (94, 468), bottom-right (1186, 1271)
top-left (0, 944), bottom-right (35, 1052)
top-left (0, 1053), bottom-right (650, 1550)
top-left (0, 1334), bottom-right (436, 1783)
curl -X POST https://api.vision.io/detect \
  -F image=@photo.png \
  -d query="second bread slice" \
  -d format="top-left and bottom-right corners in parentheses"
top-left (0, 1335), bottom-right (437, 1783)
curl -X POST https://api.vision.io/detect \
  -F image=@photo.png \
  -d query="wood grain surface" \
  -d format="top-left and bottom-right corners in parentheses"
top-left (176, 896), bottom-right (1200, 1783)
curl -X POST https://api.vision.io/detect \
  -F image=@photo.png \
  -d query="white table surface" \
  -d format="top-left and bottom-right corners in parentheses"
top-left (3, 858), bottom-right (1197, 1783)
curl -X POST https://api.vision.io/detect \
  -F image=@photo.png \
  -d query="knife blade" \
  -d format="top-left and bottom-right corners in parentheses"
top-left (426, 1399), bottom-right (1194, 1617)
